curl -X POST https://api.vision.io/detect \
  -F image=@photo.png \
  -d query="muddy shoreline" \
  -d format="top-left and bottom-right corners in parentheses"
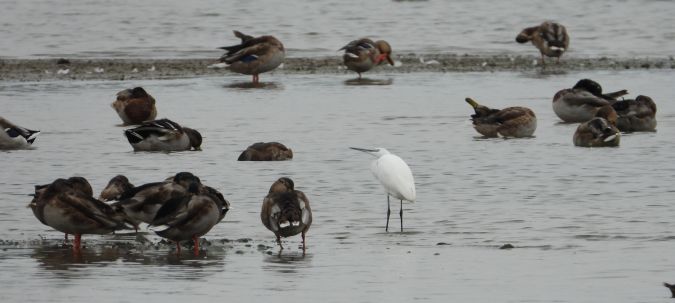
top-left (1, 54), bottom-right (674, 81)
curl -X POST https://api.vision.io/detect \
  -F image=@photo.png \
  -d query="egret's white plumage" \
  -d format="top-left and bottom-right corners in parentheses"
top-left (351, 147), bottom-right (416, 232)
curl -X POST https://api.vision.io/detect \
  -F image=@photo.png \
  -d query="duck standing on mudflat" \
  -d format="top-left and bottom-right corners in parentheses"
top-left (0, 117), bottom-right (40, 150)
top-left (340, 38), bottom-right (394, 78)
top-left (552, 79), bottom-right (628, 123)
top-left (111, 87), bottom-right (157, 125)
top-left (573, 105), bottom-right (620, 147)
top-left (611, 95), bottom-right (657, 132)
top-left (465, 98), bottom-right (537, 138)
top-left (219, 31), bottom-right (285, 84)
top-left (516, 21), bottom-right (569, 65)
top-left (28, 177), bottom-right (130, 253)
top-left (261, 177), bottom-right (312, 252)
top-left (124, 119), bottom-right (202, 152)
top-left (238, 142), bottom-right (293, 161)
top-left (150, 183), bottom-right (230, 256)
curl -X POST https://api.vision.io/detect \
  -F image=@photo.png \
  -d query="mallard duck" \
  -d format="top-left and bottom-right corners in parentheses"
top-left (150, 184), bottom-right (229, 256)
top-left (111, 87), bottom-right (157, 125)
top-left (340, 38), bottom-right (394, 78)
top-left (238, 142), bottom-right (293, 161)
top-left (110, 172), bottom-right (201, 229)
top-left (516, 21), bottom-right (569, 65)
top-left (124, 119), bottom-right (202, 152)
top-left (573, 105), bottom-right (620, 147)
top-left (552, 79), bottom-right (628, 123)
top-left (261, 177), bottom-right (312, 251)
top-left (611, 95), bottom-right (657, 132)
top-left (0, 117), bottom-right (40, 150)
top-left (465, 98), bottom-right (537, 138)
top-left (219, 30), bottom-right (285, 84)
top-left (99, 175), bottom-right (135, 201)
top-left (28, 177), bottom-right (130, 252)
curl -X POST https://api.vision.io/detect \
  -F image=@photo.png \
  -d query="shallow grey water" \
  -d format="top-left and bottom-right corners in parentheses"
top-left (1, 70), bottom-right (675, 302)
top-left (2, 0), bottom-right (675, 58)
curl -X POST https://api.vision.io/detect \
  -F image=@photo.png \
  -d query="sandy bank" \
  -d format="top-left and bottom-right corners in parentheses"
top-left (1, 54), bottom-right (674, 81)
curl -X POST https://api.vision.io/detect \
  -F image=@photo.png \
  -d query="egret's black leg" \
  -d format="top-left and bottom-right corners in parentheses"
top-left (399, 199), bottom-right (404, 232)
top-left (386, 196), bottom-right (391, 232)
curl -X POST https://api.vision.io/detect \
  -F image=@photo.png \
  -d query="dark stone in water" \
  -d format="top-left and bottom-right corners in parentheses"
top-left (236, 238), bottom-right (251, 243)
top-left (56, 58), bottom-right (70, 65)
top-left (500, 244), bottom-right (515, 250)
top-left (436, 242), bottom-right (451, 246)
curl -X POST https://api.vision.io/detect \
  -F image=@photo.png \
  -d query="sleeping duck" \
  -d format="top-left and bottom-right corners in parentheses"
top-left (110, 172), bottom-right (202, 229)
top-left (573, 105), bottom-right (620, 147)
top-left (611, 95), bottom-right (657, 132)
top-left (238, 142), bottom-right (293, 161)
top-left (552, 79), bottom-right (628, 123)
top-left (0, 117), bottom-right (40, 150)
top-left (99, 175), bottom-right (135, 202)
top-left (111, 87), bottom-right (157, 125)
top-left (28, 177), bottom-right (130, 252)
top-left (261, 177), bottom-right (312, 252)
top-left (219, 30), bottom-right (285, 84)
top-left (340, 38), bottom-right (394, 78)
top-left (150, 183), bottom-right (229, 256)
top-left (465, 97), bottom-right (537, 138)
top-left (516, 21), bottom-right (569, 65)
top-left (124, 119), bottom-right (202, 152)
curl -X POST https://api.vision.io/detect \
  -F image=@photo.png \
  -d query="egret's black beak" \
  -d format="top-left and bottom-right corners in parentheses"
top-left (350, 147), bottom-right (378, 153)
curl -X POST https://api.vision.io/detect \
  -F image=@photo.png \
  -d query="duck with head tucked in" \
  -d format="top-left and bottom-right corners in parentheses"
top-left (465, 98), bottom-right (537, 138)
top-left (111, 87), bottom-right (157, 125)
top-left (573, 105), bottom-right (620, 147)
top-left (150, 182), bottom-right (230, 256)
top-left (340, 38), bottom-right (394, 78)
top-left (516, 21), bottom-right (569, 65)
top-left (552, 79), bottom-right (628, 123)
top-left (611, 95), bottom-right (657, 132)
top-left (238, 142), bottom-right (293, 161)
top-left (109, 172), bottom-right (202, 229)
top-left (28, 177), bottom-right (131, 253)
top-left (261, 177), bottom-right (312, 252)
top-left (219, 31), bottom-right (285, 84)
top-left (99, 175), bottom-right (135, 202)
top-left (124, 119), bottom-right (202, 152)
top-left (0, 117), bottom-right (40, 150)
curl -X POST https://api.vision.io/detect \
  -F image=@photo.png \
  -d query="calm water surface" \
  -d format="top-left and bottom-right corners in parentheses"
top-left (1, 70), bottom-right (675, 302)
top-left (1, 0), bottom-right (675, 58)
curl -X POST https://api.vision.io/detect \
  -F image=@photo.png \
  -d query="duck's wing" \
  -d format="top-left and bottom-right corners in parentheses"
top-left (149, 194), bottom-right (193, 226)
top-left (124, 119), bottom-right (183, 143)
top-left (220, 38), bottom-right (277, 64)
top-left (563, 92), bottom-right (611, 107)
top-left (261, 194), bottom-right (280, 232)
top-left (116, 182), bottom-right (165, 201)
top-left (493, 107), bottom-right (533, 123)
top-left (602, 89), bottom-right (628, 100)
top-left (59, 191), bottom-right (129, 230)
top-left (340, 38), bottom-right (376, 57)
top-left (295, 190), bottom-right (312, 227)
top-left (2, 119), bottom-right (40, 144)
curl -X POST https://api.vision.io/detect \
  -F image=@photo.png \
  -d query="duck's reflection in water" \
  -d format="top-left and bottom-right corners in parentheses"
top-left (223, 81), bottom-right (284, 90)
top-left (261, 250), bottom-right (313, 275)
top-left (31, 242), bottom-right (228, 280)
top-left (344, 77), bottom-right (393, 86)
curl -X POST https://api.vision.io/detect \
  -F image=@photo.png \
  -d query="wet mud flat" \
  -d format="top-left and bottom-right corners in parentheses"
top-left (1, 54), bottom-right (674, 81)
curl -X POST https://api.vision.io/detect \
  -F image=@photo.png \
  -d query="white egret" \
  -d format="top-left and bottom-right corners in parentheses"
top-left (350, 147), bottom-right (416, 232)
